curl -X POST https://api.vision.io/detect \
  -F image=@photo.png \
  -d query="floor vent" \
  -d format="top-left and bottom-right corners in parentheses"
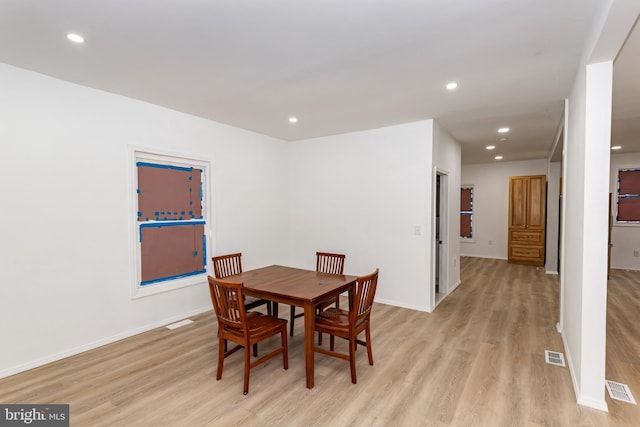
top-left (166, 319), bottom-right (194, 330)
top-left (606, 380), bottom-right (637, 405)
top-left (544, 350), bottom-right (566, 367)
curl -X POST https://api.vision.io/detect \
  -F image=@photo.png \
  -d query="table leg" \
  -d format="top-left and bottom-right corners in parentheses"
top-left (303, 300), bottom-right (315, 388)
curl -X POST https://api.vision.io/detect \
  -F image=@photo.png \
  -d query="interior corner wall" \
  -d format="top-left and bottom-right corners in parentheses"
top-left (560, 0), bottom-right (640, 411)
top-left (0, 63), bottom-right (290, 377)
top-left (287, 121), bottom-right (434, 311)
top-left (460, 159), bottom-right (547, 260)
top-left (609, 152), bottom-right (640, 270)
top-left (562, 60), bottom-right (612, 412)
top-left (433, 120), bottom-right (462, 296)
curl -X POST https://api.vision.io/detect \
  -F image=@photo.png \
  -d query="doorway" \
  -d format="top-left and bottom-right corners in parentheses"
top-left (434, 170), bottom-right (448, 305)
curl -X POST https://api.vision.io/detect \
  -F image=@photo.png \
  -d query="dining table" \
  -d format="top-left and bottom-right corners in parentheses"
top-left (225, 265), bottom-right (358, 389)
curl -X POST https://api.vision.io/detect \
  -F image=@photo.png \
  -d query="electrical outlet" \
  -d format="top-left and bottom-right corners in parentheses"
top-left (634, 250), bottom-right (639, 258)
top-left (414, 225), bottom-right (422, 235)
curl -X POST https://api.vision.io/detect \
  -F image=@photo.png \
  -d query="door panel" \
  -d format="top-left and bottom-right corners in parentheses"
top-left (509, 177), bottom-right (528, 228)
top-left (527, 175), bottom-right (546, 229)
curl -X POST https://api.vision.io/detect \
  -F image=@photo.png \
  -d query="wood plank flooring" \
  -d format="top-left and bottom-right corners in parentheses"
top-left (1, 257), bottom-right (638, 426)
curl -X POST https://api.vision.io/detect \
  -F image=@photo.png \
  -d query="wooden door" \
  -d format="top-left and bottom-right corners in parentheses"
top-left (508, 175), bottom-right (546, 266)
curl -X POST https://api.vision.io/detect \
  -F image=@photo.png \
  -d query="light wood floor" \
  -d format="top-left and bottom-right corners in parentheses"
top-left (1, 257), bottom-right (639, 426)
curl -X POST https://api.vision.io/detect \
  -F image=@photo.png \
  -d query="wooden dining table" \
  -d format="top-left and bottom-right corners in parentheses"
top-left (225, 265), bottom-right (357, 389)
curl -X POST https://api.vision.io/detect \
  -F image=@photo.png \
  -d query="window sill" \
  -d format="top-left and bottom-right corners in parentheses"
top-left (613, 222), bottom-right (640, 228)
top-left (131, 274), bottom-right (206, 299)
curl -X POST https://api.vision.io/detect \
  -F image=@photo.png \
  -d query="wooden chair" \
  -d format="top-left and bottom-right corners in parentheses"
top-left (313, 269), bottom-right (379, 384)
top-left (212, 253), bottom-right (272, 315)
top-left (208, 276), bottom-right (288, 395)
top-left (289, 252), bottom-right (346, 337)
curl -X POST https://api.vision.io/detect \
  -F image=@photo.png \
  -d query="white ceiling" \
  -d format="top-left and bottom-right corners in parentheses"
top-left (0, 1), bottom-right (636, 164)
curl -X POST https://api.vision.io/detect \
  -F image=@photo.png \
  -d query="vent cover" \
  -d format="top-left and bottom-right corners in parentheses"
top-left (544, 350), bottom-right (566, 367)
top-left (606, 380), bottom-right (637, 405)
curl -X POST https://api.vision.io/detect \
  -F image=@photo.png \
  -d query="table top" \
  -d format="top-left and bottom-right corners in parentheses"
top-left (226, 265), bottom-right (357, 305)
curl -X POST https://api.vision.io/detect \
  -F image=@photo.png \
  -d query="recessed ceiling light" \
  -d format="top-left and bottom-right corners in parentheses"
top-left (611, 145), bottom-right (622, 150)
top-left (446, 82), bottom-right (458, 90)
top-left (495, 155), bottom-right (503, 160)
top-left (500, 137), bottom-right (508, 142)
top-left (67, 33), bottom-right (85, 43)
top-left (288, 117), bottom-right (298, 124)
top-left (498, 127), bottom-right (510, 133)
top-left (486, 145), bottom-right (495, 150)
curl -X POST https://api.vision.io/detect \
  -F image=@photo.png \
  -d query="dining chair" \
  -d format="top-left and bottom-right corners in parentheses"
top-left (208, 276), bottom-right (288, 395)
top-left (289, 252), bottom-right (346, 337)
top-left (212, 253), bottom-right (272, 315)
top-left (313, 268), bottom-right (379, 384)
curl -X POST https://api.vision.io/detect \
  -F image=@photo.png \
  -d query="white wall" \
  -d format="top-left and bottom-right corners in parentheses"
top-left (562, 59), bottom-right (612, 412)
top-left (560, 0), bottom-right (640, 411)
top-left (610, 152), bottom-right (640, 270)
top-left (287, 121), bottom-right (434, 311)
top-left (0, 63), bottom-right (290, 377)
top-left (460, 159), bottom-right (547, 259)
top-left (433, 121), bottom-right (462, 299)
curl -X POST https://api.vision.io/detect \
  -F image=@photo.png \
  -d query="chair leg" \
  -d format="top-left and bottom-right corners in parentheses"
top-left (253, 343), bottom-right (258, 358)
top-left (317, 306), bottom-right (323, 345)
top-left (289, 306), bottom-right (296, 336)
top-left (281, 327), bottom-right (289, 369)
top-left (365, 325), bottom-right (374, 365)
top-left (216, 337), bottom-right (225, 380)
top-left (349, 337), bottom-right (357, 384)
top-left (267, 302), bottom-right (272, 316)
top-left (243, 345), bottom-right (251, 395)
top-left (330, 334), bottom-right (335, 351)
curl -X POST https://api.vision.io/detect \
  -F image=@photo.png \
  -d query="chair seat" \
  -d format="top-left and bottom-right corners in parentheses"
top-left (225, 313), bottom-right (287, 340)
top-left (316, 308), bottom-right (367, 333)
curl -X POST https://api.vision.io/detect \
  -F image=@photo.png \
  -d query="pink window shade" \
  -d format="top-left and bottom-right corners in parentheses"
top-left (137, 164), bottom-right (202, 221)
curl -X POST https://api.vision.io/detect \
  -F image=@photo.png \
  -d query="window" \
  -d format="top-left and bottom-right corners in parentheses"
top-left (130, 148), bottom-right (210, 298)
top-left (460, 186), bottom-right (473, 239)
top-left (617, 168), bottom-right (640, 223)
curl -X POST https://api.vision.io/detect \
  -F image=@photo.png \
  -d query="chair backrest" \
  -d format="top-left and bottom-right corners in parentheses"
top-left (208, 276), bottom-right (248, 331)
top-left (212, 253), bottom-right (243, 278)
top-left (351, 269), bottom-right (379, 324)
top-left (316, 252), bottom-right (346, 275)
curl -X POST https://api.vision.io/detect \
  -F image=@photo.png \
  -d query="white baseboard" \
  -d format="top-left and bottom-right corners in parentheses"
top-left (546, 270), bottom-right (559, 275)
top-left (577, 395), bottom-right (609, 412)
top-left (610, 266), bottom-right (640, 272)
top-left (431, 279), bottom-right (463, 310)
top-left (374, 297), bottom-right (431, 313)
top-left (0, 305), bottom-right (212, 380)
top-left (460, 254), bottom-right (508, 260)
top-left (560, 327), bottom-right (609, 413)
top-left (448, 279), bottom-right (462, 293)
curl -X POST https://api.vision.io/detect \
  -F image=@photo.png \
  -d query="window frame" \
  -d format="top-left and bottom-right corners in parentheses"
top-left (615, 168), bottom-right (640, 226)
top-left (128, 147), bottom-right (211, 299)
top-left (460, 185), bottom-right (474, 241)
